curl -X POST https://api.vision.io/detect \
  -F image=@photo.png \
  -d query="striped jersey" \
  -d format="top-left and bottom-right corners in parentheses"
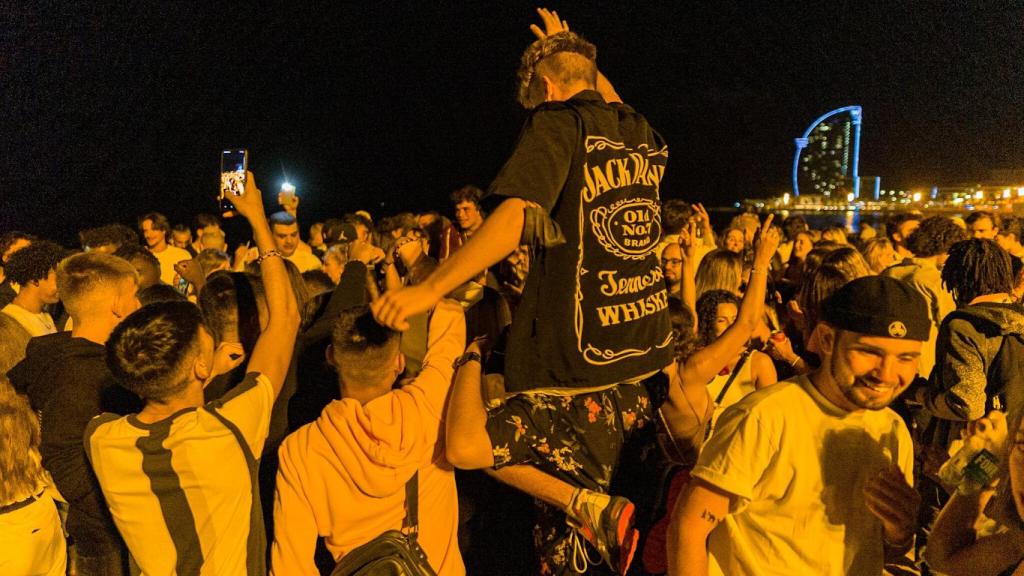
top-left (86, 372), bottom-right (273, 575)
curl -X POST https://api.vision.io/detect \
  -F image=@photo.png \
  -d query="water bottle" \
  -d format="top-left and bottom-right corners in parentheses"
top-left (937, 414), bottom-right (1003, 495)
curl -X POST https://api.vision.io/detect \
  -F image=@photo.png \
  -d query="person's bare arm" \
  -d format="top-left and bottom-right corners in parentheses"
top-left (372, 198), bottom-right (527, 330)
top-left (923, 489), bottom-right (1024, 575)
top-left (668, 478), bottom-right (732, 576)
top-left (681, 215), bottom-right (779, 386)
top-left (231, 172), bottom-right (300, 396)
top-left (679, 221), bottom-right (698, 327)
top-left (750, 351), bottom-right (777, 389)
top-left (530, 8), bottom-right (621, 104)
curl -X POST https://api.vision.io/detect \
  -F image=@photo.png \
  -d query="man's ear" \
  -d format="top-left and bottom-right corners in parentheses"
top-left (818, 323), bottom-right (836, 351)
top-left (193, 351), bottom-right (211, 383)
top-left (325, 344), bottom-right (338, 371)
top-left (395, 352), bottom-right (406, 378)
top-left (541, 75), bottom-right (559, 102)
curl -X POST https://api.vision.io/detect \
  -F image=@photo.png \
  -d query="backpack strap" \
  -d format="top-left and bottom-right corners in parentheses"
top-left (714, 348), bottom-right (753, 407)
top-left (403, 471), bottom-right (420, 543)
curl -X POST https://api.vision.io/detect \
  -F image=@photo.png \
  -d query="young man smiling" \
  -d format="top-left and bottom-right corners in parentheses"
top-left (671, 276), bottom-right (929, 576)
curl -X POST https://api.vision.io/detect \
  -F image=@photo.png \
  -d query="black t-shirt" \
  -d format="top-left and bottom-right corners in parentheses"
top-left (9, 333), bottom-right (142, 542)
top-left (489, 90), bottom-right (674, 392)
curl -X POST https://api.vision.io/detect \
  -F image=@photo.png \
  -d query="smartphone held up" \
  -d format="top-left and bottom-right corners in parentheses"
top-left (219, 149), bottom-right (248, 215)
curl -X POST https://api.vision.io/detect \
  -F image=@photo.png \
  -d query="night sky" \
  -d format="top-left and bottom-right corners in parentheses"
top-left (5, 2), bottom-right (1023, 245)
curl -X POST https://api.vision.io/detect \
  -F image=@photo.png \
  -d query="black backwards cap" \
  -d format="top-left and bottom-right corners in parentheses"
top-left (821, 276), bottom-right (930, 341)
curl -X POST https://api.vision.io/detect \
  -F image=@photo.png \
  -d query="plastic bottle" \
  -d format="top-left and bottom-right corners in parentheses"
top-left (937, 410), bottom-right (1003, 495)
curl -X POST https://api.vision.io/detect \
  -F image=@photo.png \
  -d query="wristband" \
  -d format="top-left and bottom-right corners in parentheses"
top-left (256, 249), bottom-right (283, 265)
top-left (453, 351), bottom-right (482, 371)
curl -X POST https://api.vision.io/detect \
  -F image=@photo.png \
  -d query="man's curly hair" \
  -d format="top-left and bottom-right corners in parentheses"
top-left (106, 301), bottom-right (203, 402)
top-left (4, 240), bottom-right (69, 285)
top-left (79, 223), bottom-right (139, 251)
top-left (517, 31), bottom-right (598, 109)
top-left (941, 239), bottom-right (1013, 307)
top-left (905, 216), bottom-right (968, 258)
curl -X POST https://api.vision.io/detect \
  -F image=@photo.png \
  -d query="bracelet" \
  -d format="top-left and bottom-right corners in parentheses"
top-left (453, 351), bottom-right (482, 370)
top-left (256, 249), bottom-right (283, 265)
top-left (789, 356), bottom-right (801, 368)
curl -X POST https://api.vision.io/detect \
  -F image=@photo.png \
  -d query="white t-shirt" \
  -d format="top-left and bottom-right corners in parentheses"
top-left (2, 303), bottom-right (57, 337)
top-left (151, 245), bottom-right (193, 286)
top-left (284, 250), bottom-right (322, 273)
top-left (693, 375), bottom-right (914, 576)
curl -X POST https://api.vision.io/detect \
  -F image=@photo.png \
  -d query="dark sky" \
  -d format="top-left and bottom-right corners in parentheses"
top-left (4, 2), bottom-right (1023, 245)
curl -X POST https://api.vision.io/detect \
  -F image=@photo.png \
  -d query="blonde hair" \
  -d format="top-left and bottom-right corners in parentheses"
top-left (0, 378), bottom-right (46, 503)
top-left (695, 249), bottom-right (743, 298)
top-left (861, 238), bottom-right (898, 274)
top-left (517, 32), bottom-right (597, 109)
top-left (57, 252), bottom-right (138, 318)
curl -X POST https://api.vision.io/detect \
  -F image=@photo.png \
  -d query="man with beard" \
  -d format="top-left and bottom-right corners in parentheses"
top-left (671, 276), bottom-right (927, 575)
top-left (660, 242), bottom-right (682, 301)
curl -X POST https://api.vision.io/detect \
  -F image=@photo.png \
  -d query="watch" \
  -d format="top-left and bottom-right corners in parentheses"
top-left (453, 351), bottom-right (482, 370)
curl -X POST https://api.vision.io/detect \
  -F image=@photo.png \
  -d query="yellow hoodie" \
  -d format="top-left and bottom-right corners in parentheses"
top-left (271, 303), bottom-right (466, 576)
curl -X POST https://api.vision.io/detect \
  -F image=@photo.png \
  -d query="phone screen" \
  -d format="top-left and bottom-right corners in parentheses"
top-left (221, 150), bottom-right (247, 174)
top-left (219, 149), bottom-right (248, 212)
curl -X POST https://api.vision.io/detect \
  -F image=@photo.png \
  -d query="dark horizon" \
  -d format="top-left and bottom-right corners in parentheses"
top-left (5, 2), bottom-right (1023, 245)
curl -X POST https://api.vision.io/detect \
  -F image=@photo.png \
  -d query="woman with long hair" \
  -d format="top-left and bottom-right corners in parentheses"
top-left (694, 249), bottom-right (743, 299)
top-left (0, 380), bottom-right (66, 576)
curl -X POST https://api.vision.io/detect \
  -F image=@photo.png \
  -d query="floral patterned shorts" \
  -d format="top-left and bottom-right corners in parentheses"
top-left (484, 374), bottom-right (667, 574)
top-left (485, 373), bottom-right (667, 492)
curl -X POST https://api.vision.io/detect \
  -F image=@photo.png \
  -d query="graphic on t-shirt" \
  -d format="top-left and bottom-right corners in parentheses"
top-left (576, 136), bottom-right (673, 366)
top-left (590, 197), bottom-right (663, 259)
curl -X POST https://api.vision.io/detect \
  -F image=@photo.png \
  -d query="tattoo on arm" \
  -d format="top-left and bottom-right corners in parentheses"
top-left (699, 508), bottom-right (722, 525)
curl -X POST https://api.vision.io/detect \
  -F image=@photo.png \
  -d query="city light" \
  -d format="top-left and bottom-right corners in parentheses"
top-left (912, 192), bottom-right (922, 202)
top-left (1017, 187), bottom-right (1024, 197)
top-left (1003, 188), bottom-right (1011, 199)
top-left (782, 192), bottom-right (790, 205)
top-left (974, 191), bottom-right (984, 200)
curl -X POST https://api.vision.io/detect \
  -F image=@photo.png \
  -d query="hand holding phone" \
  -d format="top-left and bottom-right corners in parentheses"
top-left (219, 149), bottom-right (248, 214)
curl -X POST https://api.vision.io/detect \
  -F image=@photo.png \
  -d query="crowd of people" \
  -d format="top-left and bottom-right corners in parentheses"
top-left (3, 7), bottom-right (1024, 576)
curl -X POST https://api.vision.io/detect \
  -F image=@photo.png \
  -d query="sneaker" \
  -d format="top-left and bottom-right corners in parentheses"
top-left (567, 489), bottom-right (639, 575)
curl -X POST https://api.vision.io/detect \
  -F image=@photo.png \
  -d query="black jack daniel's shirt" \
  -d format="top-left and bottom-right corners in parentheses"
top-left (489, 90), bottom-right (674, 392)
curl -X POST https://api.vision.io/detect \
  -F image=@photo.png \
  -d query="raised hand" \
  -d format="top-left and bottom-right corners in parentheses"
top-left (692, 203), bottom-right (710, 226)
top-left (752, 214), bottom-right (780, 268)
top-left (227, 171), bottom-right (266, 222)
top-left (678, 221), bottom-right (699, 263)
top-left (371, 284), bottom-right (444, 331)
top-left (349, 239), bottom-right (385, 266)
top-left (278, 190), bottom-right (300, 216)
top-left (529, 7), bottom-right (569, 40)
